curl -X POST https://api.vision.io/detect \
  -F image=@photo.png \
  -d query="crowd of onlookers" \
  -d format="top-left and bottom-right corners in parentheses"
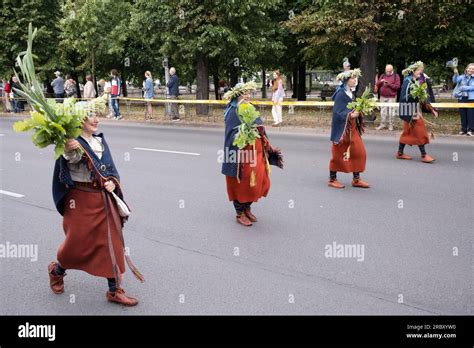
top-left (1, 62), bottom-right (473, 134)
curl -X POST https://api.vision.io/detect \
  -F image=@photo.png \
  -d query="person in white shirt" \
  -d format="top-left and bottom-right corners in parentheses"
top-left (83, 75), bottom-right (96, 99)
top-left (271, 70), bottom-right (285, 126)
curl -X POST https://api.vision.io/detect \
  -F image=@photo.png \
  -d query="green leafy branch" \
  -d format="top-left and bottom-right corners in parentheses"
top-left (232, 103), bottom-right (261, 150)
top-left (347, 85), bottom-right (379, 116)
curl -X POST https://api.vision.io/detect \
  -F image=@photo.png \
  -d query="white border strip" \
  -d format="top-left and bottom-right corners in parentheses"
top-left (0, 190), bottom-right (25, 198)
top-left (133, 147), bottom-right (200, 156)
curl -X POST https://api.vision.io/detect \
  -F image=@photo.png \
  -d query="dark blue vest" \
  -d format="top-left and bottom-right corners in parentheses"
top-left (330, 87), bottom-right (354, 143)
top-left (221, 99), bottom-right (263, 178)
top-left (52, 133), bottom-right (121, 215)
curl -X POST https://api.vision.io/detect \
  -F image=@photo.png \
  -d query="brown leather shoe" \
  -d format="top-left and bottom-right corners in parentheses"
top-left (328, 180), bottom-right (345, 189)
top-left (236, 214), bottom-right (252, 226)
top-left (421, 154), bottom-right (435, 163)
top-left (106, 288), bottom-right (139, 306)
top-left (396, 153), bottom-right (412, 160)
top-left (48, 262), bottom-right (66, 294)
top-left (245, 209), bottom-right (257, 222)
top-left (352, 179), bottom-right (370, 188)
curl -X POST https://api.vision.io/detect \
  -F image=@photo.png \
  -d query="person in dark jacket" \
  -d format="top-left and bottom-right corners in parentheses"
top-left (328, 68), bottom-right (369, 189)
top-left (221, 81), bottom-right (283, 226)
top-left (11, 76), bottom-right (24, 112)
top-left (166, 67), bottom-right (180, 121)
top-left (51, 111), bottom-right (143, 306)
top-left (396, 61), bottom-right (438, 163)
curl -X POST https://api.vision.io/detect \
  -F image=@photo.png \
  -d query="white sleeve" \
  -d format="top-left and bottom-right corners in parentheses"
top-left (62, 150), bottom-right (82, 164)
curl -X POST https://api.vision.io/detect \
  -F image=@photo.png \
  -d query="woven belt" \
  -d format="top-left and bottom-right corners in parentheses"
top-left (73, 181), bottom-right (101, 192)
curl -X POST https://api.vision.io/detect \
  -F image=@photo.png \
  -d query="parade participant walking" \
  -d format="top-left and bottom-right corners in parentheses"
top-left (341, 59), bottom-right (358, 94)
top-left (221, 82), bottom-right (283, 227)
top-left (143, 71), bottom-right (154, 120)
top-left (50, 111), bottom-right (144, 306)
top-left (328, 68), bottom-right (369, 189)
top-left (396, 61), bottom-right (438, 163)
top-left (452, 63), bottom-right (474, 136)
top-left (375, 64), bottom-right (400, 131)
top-left (271, 70), bottom-right (285, 127)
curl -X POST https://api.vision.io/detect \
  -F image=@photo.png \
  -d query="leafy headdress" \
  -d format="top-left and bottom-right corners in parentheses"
top-left (402, 61), bottom-right (424, 76)
top-left (223, 81), bottom-right (258, 101)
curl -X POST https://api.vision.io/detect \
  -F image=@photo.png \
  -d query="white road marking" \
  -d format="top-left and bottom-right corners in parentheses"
top-left (0, 190), bottom-right (25, 198)
top-left (133, 147), bottom-right (200, 156)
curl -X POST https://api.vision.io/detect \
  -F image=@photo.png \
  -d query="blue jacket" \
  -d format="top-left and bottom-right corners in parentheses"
top-left (144, 77), bottom-right (154, 99)
top-left (452, 73), bottom-right (474, 100)
top-left (398, 76), bottom-right (417, 123)
top-left (221, 99), bottom-right (263, 178)
top-left (52, 133), bottom-right (122, 215)
top-left (330, 87), bottom-right (354, 143)
top-left (167, 74), bottom-right (179, 96)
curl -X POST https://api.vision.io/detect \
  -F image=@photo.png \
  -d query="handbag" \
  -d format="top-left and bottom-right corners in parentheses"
top-left (110, 191), bottom-right (131, 217)
top-left (452, 82), bottom-right (463, 99)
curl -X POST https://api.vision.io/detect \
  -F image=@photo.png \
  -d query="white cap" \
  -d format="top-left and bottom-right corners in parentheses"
top-left (54, 71), bottom-right (61, 76)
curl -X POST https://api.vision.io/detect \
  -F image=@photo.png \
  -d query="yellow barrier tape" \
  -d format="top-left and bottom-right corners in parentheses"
top-left (116, 97), bottom-right (474, 109)
top-left (9, 96), bottom-right (474, 108)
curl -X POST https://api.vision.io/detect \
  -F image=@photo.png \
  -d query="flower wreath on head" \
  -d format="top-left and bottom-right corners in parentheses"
top-left (223, 81), bottom-right (258, 101)
top-left (402, 61), bottom-right (424, 76)
top-left (336, 68), bottom-right (362, 82)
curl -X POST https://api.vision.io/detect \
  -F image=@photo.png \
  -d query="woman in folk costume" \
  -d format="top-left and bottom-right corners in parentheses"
top-left (50, 110), bottom-right (144, 306)
top-left (221, 82), bottom-right (283, 227)
top-left (328, 68), bottom-right (369, 189)
top-left (396, 61), bottom-right (438, 163)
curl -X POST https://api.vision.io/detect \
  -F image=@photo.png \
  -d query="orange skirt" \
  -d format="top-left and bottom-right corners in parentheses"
top-left (226, 140), bottom-right (270, 202)
top-left (329, 122), bottom-right (366, 173)
top-left (57, 187), bottom-right (125, 278)
top-left (400, 118), bottom-right (430, 145)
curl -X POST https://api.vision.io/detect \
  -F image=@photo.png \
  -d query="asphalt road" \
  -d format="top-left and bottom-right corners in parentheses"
top-left (0, 116), bottom-right (472, 315)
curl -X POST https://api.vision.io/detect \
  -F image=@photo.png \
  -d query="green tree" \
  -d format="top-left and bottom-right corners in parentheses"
top-left (131, 0), bottom-right (283, 115)
top-left (59, 0), bottom-right (132, 91)
top-left (285, 0), bottom-right (395, 95)
top-left (285, 0), bottom-right (474, 94)
top-left (0, 0), bottom-right (62, 83)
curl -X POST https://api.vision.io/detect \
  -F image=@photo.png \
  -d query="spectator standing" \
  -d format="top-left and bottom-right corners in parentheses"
top-left (83, 75), bottom-right (96, 99)
top-left (271, 70), bottom-right (285, 127)
top-left (64, 74), bottom-right (78, 98)
top-left (11, 76), bottom-right (24, 112)
top-left (166, 67), bottom-right (180, 121)
top-left (110, 69), bottom-right (122, 120)
top-left (51, 71), bottom-right (65, 102)
top-left (375, 64), bottom-right (401, 131)
top-left (452, 63), bottom-right (474, 136)
top-left (218, 79), bottom-right (228, 100)
top-left (143, 71), bottom-right (154, 120)
top-left (2, 78), bottom-right (12, 112)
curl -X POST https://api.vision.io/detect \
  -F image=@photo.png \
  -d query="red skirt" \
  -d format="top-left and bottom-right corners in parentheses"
top-left (226, 139), bottom-right (271, 202)
top-left (329, 121), bottom-right (366, 173)
top-left (400, 118), bottom-right (430, 145)
top-left (57, 186), bottom-right (125, 278)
